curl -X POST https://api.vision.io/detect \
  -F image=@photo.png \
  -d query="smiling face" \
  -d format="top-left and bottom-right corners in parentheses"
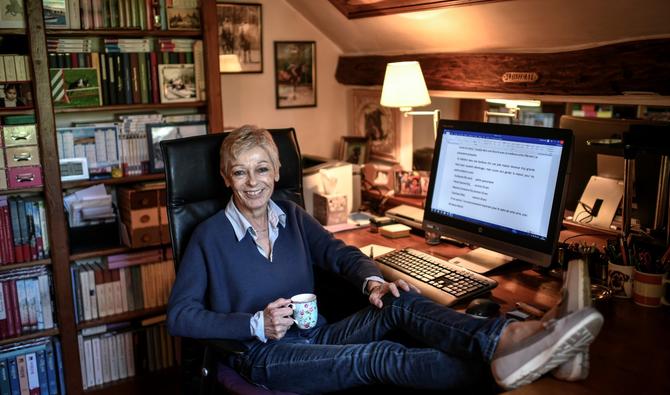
top-left (223, 146), bottom-right (278, 218)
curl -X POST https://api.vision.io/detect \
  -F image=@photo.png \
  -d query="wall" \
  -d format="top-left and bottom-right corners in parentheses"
top-left (220, 0), bottom-right (349, 158)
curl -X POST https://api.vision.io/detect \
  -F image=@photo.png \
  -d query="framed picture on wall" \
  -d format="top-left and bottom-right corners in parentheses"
top-left (352, 89), bottom-right (401, 162)
top-left (274, 41), bottom-right (316, 109)
top-left (216, 2), bottom-right (263, 73)
top-left (339, 136), bottom-right (369, 165)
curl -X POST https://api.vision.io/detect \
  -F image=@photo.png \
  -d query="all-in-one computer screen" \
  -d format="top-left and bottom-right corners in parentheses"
top-left (423, 120), bottom-right (573, 268)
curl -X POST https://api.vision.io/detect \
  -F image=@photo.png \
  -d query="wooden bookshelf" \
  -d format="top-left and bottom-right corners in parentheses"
top-left (0, 187), bottom-right (44, 195)
top-left (46, 29), bottom-right (202, 37)
top-left (14, 1), bottom-right (224, 394)
top-left (0, 258), bottom-right (51, 272)
top-left (83, 366), bottom-right (180, 395)
top-left (0, 328), bottom-right (60, 347)
top-left (69, 243), bottom-right (169, 262)
top-left (0, 108), bottom-right (35, 115)
top-left (0, 28), bottom-right (26, 35)
top-left (54, 102), bottom-right (207, 114)
top-left (77, 306), bottom-right (167, 331)
top-left (62, 173), bottom-right (165, 190)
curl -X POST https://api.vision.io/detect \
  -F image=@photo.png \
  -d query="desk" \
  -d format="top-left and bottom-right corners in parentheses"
top-left (335, 228), bottom-right (670, 395)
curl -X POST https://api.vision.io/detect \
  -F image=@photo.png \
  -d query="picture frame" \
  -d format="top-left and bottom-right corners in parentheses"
top-left (274, 41), bottom-right (316, 109)
top-left (167, 7), bottom-right (201, 30)
top-left (393, 170), bottom-right (430, 197)
top-left (0, 82), bottom-right (33, 110)
top-left (216, 2), bottom-right (263, 73)
top-left (0, 0), bottom-right (25, 28)
top-left (339, 136), bottom-right (369, 165)
top-left (146, 121), bottom-right (208, 173)
top-left (157, 64), bottom-right (198, 103)
top-left (59, 158), bottom-right (89, 181)
top-left (49, 68), bottom-right (101, 108)
top-left (43, 0), bottom-right (69, 29)
top-left (352, 89), bottom-right (401, 162)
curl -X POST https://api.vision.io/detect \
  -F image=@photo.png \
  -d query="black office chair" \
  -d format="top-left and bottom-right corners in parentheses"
top-left (161, 128), bottom-right (305, 395)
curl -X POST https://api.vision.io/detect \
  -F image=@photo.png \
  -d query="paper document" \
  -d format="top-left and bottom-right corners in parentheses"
top-left (359, 244), bottom-right (395, 259)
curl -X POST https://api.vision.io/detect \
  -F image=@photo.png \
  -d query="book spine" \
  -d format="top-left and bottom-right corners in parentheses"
top-left (8, 357), bottom-right (19, 395)
top-left (44, 342), bottom-right (58, 395)
top-left (35, 350), bottom-right (48, 395)
top-left (0, 359), bottom-right (11, 395)
top-left (8, 198), bottom-right (24, 263)
top-left (16, 279), bottom-right (28, 334)
top-left (16, 199), bottom-right (30, 262)
top-left (37, 275), bottom-right (54, 330)
top-left (16, 354), bottom-right (28, 395)
top-left (24, 353), bottom-right (39, 395)
top-left (0, 282), bottom-right (7, 339)
top-left (53, 339), bottom-right (65, 395)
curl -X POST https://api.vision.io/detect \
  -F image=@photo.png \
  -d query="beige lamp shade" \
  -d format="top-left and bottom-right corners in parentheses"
top-left (380, 61), bottom-right (431, 111)
top-left (219, 54), bottom-right (242, 72)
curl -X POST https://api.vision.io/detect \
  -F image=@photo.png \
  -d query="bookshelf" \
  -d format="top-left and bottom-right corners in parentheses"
top-left (4, 1), bottom-right (224, 394)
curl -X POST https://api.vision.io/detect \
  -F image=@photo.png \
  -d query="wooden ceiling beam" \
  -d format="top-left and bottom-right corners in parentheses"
top-left (335, 39), bottom-right (670, 96)
top-left (328, 0), bottom-right (504, 19)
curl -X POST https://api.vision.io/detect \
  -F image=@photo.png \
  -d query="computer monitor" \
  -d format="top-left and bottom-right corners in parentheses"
top-left (423, 119), bottom-right (573, 268)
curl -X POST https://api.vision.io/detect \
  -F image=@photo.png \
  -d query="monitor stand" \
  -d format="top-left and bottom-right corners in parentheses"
top-left (447, 248), bottom-right (514, 274)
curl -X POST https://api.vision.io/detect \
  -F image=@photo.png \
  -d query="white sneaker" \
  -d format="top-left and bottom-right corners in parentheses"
top-left (552, 259), bottom-right (592, 381)
top-left (492, 307), bottom-right (603, 390)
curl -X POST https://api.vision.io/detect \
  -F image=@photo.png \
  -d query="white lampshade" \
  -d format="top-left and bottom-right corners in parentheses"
top-left (380, 61), bottom-right (431, 111)
top-left (219, 54), bottom-right (242, 72)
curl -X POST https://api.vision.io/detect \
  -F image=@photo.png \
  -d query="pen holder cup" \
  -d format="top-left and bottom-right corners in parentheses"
top-left (607, 262), bottom-right (634, 299)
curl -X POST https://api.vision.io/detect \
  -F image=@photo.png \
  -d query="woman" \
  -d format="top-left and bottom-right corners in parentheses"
top-left (167, 125), bottom-right (603, 394)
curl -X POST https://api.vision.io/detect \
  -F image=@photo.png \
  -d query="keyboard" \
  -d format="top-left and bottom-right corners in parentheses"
top-left (375, 248), bottom-right (498, 306)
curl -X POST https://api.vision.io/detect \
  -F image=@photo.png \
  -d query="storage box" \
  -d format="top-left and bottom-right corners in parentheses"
top-left (117, 185), bottom-right (170, 248)
top-left (2, 124), bottom-right (38, 147)
top-left (5, 145), bottom-right (40, 167)
top-left (7, 165), bottom-right (43, 189)
top-left (312, 193), bottom-right (348, 226)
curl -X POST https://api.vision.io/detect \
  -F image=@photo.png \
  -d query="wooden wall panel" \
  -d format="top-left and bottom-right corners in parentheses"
top-left (336, 39), bottom-right (670, 96)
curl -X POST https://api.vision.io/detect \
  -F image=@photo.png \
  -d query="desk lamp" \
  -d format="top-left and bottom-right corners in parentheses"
top-left (380, 61), bottom-right (441, 139)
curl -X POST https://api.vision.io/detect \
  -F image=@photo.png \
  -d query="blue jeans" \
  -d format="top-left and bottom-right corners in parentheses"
top-left (234, 292), bottom-right (508, 394)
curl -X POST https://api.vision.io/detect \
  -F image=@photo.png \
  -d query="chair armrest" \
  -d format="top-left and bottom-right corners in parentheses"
top-left (200, 338), bottom-right (249, 355)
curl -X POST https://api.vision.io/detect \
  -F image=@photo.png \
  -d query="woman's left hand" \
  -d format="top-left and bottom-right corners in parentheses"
top-left (367, 279), bottom-right (420, 309)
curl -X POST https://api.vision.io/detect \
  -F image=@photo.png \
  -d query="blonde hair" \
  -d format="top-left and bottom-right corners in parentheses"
top-left (220, 125), bottom-right (281, 177)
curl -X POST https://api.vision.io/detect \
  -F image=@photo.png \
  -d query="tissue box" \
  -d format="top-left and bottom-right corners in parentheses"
top-left (313, 193), bottom-right (348, 226)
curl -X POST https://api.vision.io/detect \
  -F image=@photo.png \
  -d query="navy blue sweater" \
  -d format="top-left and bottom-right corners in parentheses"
top-left (167, 200), bottom-right (381, 344)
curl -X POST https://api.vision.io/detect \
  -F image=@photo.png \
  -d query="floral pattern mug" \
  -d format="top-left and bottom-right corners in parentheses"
top-left (290, 293), bottom-right (318, 329)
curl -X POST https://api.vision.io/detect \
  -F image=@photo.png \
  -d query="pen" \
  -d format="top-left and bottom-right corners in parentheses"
top-left (515, 302), bottom-right (545, 318)
top-left (369, 246), bottom-right (374, 259)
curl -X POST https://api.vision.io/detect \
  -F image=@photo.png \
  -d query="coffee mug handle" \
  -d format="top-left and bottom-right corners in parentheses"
top-left (662, 273), bottom-right (670, 306)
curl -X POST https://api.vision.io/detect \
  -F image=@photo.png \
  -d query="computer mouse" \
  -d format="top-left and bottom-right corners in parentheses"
top-left (465, 298), bottom-right (501, 318)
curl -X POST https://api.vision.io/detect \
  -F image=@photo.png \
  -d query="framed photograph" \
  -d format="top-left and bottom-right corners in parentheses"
top-left (167, 7), bottom-right (201, 30)
top-left (274, 41), bottom-right (316, 109)
top-left (394, 170), bottom-right (429, 197)
top-left (0, 82), bottom-right (33, 110)
top-left (59, 158), bottom-right (89, 181)
top-left (158, 64), bottom-right (198, 103)
top-left (339, 136), bottom-right (369, 165)
top-left (352, 89), bottom-right (401, 162)
top-left (146, 121), bottom-right (208, 173)
top-left (49, 68), bottom-right (101, 108)
top-left (43, 0), bottom-right (69, 29)
top-left (0, 0), bottom-right (25, 28)
top-left (216, 2), bottom-right (262, 73)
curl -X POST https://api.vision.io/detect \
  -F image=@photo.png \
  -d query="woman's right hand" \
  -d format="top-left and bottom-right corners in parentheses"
top-left (263, 298), bottom-right (294, 340)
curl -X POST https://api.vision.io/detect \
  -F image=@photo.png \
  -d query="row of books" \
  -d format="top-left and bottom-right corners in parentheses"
top-left (0, 196), bottom-right (50, 265)
top-left (0, 337), bottom-right (65, 395)
top-left (57, 112), bottom-right (205, 178)
top-left (0, 56), bottom-right (30, 83)
top-left (47, 38), bottom-right (203, 107)
top-left (77, 317), bottom-right (175, 390)
top-left (70, 252), bottom-right (175, 323)
top-left (0, 267), bottom-right (55, 341)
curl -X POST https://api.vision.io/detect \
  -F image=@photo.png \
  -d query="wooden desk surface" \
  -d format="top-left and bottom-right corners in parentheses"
top-left (335, 228), bottom-right (670, 395)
